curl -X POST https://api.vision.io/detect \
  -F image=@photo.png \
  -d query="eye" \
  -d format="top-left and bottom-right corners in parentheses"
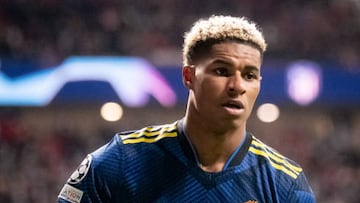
top-left (243, 72), bottom-right (258, 81)
top-left (214, 67), bottom-right (230, 76)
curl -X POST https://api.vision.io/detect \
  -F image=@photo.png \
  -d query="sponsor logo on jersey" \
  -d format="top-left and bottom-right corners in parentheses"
top-left (58, 184), bottom-right (83, 203)
top-left (68, 154), bottom-right (92, 184)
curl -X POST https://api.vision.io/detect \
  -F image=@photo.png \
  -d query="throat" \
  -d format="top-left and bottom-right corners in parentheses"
top-left (190, 134), bottom-right (247, 172)
top-left (182, 118), bottom-right (247, 172)
top-left (198, 160), bottom-right (227, 173)
top-left (192, 143), bottom-right (237, 173)
top-left (183, 130), bottom-right (230, 172)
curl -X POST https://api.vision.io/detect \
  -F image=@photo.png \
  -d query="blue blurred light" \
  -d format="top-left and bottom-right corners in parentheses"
top-left (0, 56), bottom-right (177, 107)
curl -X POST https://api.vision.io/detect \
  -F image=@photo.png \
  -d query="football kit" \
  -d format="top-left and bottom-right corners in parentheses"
top-left (58, 119), bottom-right (315, 203)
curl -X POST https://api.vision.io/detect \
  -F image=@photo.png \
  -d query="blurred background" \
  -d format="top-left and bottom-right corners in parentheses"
top-left (0, 0), bottom-right (359, 202)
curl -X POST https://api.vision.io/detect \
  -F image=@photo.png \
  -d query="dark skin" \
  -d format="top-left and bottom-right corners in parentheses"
top-left (182, 42), bottom-right (262, 172)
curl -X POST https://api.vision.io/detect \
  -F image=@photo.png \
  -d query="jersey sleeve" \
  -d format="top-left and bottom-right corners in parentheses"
top-left (286, 171), bottom-right (316, 203)
top-left (57, 136), bottom-right (123, 203)
top-left (57, 154), bottom-right (101, 203)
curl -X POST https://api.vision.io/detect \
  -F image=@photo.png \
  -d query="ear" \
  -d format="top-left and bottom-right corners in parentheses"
top-left (182, 65), bottom-right (194, 88)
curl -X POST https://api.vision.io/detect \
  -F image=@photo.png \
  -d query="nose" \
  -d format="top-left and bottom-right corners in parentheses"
top-left (228, 72), bottom-right (245, 95)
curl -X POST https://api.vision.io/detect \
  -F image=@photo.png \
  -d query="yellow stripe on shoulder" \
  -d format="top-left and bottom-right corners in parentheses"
top-left (122, 132), bottom-right (177, 144)
top-left (252, 138), bottom-right (302, 173)
top-left (120, 122), bottom-right (178, 144)
top-left (249, 147), bottom-right (298, 179)
top-left (249, 138), bottom-right (303, 179)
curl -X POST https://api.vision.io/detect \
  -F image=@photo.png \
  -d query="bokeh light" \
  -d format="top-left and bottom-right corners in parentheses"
top-left (100, 102), bottom-right (123, 122)
top-left (256, 103), bottom-right (280, 123)
top-left (286, 61), bottom-right (322, 106)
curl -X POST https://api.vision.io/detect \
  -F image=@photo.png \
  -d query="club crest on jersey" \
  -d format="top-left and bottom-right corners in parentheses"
top-left (68, 155), bottom-right (92, 184)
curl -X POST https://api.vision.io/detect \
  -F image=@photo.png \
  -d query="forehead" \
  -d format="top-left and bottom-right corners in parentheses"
top-left (207, 42), bottom-right (262, 67)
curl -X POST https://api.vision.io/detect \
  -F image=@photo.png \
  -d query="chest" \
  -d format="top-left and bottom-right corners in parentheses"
top-left (116, 154), bottom-right (282, 203)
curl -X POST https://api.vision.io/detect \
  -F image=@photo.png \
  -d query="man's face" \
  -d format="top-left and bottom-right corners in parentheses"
top-left (183, 42), bottom-right (262, 129)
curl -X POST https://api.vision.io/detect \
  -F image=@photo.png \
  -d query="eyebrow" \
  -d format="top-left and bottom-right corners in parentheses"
top-left (244, 65), bottom-right (260, 74)
top-left (211, 59), bottom-right (260, 73)
top-left (211, 59), bottom-right (233, 66)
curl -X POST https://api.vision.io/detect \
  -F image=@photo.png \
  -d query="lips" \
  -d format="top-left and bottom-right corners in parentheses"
top-left (222, 100), bottom-right (244, 109)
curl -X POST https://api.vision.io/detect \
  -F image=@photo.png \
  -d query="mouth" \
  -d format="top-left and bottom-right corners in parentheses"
top-left (222, 100), bottom-right (244, 110)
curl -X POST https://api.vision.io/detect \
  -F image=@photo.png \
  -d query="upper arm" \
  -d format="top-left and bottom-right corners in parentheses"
top-left (57, 154), bottom-right (104, 203)
top-left (286, 172), bottom-right (316, 203)
top-left (57, 136), bottom-right (123, 203)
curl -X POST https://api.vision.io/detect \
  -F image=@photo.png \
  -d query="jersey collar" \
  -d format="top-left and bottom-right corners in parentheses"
top-left (176, 119), bottom-right (253, 170)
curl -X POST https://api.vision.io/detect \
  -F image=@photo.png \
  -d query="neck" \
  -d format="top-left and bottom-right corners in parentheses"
top-left (183, 114), bottom-right (246, 172)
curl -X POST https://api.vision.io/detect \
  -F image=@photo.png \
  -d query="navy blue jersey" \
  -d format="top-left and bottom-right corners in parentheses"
top-left (58, 120), bottom-right (315, 203)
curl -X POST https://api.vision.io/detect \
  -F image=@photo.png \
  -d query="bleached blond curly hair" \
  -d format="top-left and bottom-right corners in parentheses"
top-left (183, 15), bottom-right (267, 66)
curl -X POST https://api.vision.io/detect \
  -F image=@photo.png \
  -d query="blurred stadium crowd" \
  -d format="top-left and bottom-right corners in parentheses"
top-left (0, 0), bottom-right (359, 69)
top-left (0, 0), bottom-right (360, 203)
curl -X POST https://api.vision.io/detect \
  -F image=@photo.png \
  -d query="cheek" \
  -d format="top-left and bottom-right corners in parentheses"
top-left (200, 78), bottom-right (224, 94)
top-left (193, 78), bottom-right (223, 101)
top-left (248, 84), bottom-right (261, 103)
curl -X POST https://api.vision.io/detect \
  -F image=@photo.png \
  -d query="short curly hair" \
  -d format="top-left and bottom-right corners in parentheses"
top-left (183, 15), bottom-right (267, 66)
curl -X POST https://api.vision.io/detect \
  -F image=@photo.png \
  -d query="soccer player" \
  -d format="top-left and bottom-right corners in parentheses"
top-left (58, 15), bottom-right (315, 203)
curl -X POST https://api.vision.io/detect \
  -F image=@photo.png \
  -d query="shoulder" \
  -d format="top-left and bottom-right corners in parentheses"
top-left (91, 121), bottom-right (179, 155)
top-left (89, 121), bottom-right (180, 171)
top-left (248, 135), bottom-right (303, 179)
top-left (65, 121), bottom-right (180, 184)
top-left (247, 135), bottom-right (315, 202)
top-left (58, 121), bottom-right (182, 202)
top-left (117, 121), bottom-right (179, 145)
top-left (90, 121), bottom-right (180, 168)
